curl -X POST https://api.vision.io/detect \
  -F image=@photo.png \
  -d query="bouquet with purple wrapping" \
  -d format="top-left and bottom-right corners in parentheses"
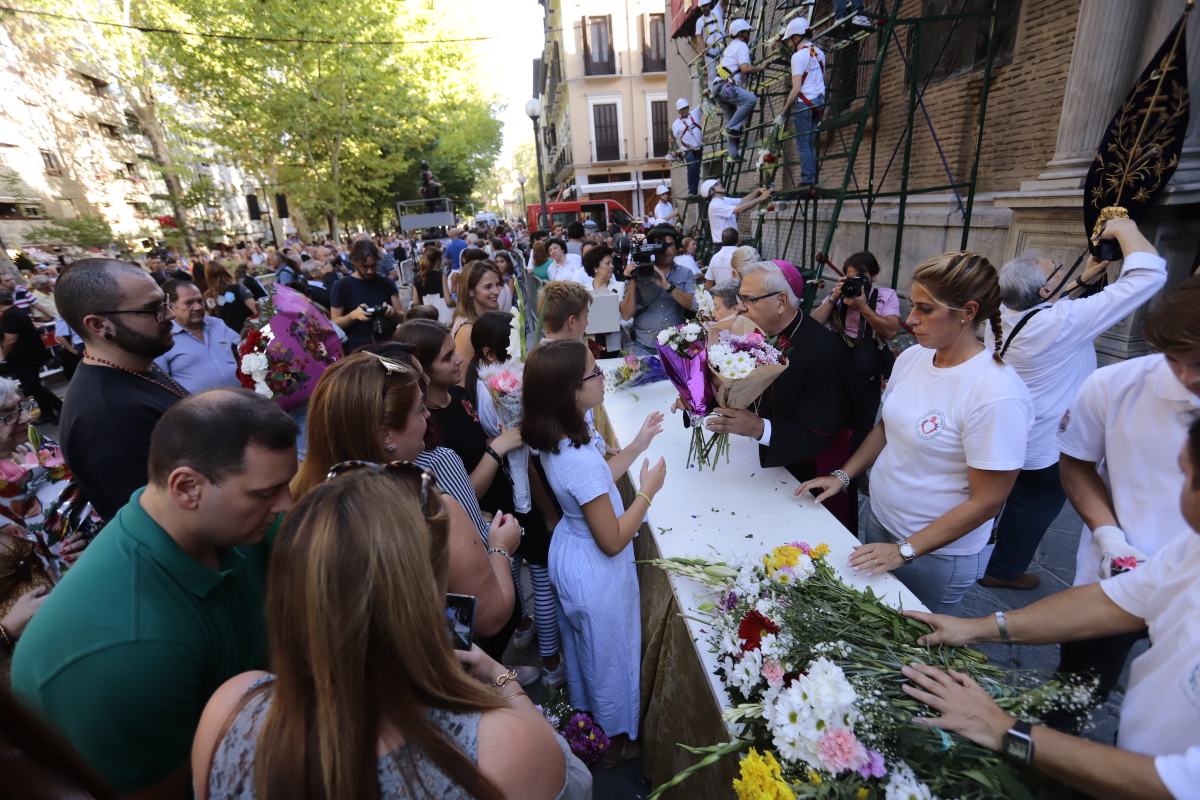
top-left (605, 353), bottom-right (668, 393)
top-left (655, 322), bottom-right (720, 469)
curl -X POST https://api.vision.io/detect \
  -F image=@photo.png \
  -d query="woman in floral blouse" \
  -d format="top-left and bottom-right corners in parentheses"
top-left (0, 378), bottom-right (103, 678)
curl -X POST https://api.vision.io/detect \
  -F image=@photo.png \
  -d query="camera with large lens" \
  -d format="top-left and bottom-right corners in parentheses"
top-left (841, 274), bottom-right (869, 299)
top-left (631, 240), bottom-right (666, 277)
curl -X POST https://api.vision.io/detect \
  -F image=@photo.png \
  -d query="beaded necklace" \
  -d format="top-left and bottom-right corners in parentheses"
top-left (82, 351), bottom-right (190, 399)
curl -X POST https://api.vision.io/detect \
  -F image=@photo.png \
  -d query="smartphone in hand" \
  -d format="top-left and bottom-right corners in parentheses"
top-left (445, 593), bottom-right (477, 651)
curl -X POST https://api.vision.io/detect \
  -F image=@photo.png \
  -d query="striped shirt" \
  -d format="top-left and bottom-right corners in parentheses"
top-left (414, 446), bottom-right (490, 545)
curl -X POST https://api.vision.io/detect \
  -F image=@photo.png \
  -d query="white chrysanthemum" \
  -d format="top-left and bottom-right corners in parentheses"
top-left (240, 352), bottom-right (269, 375)
top-left (717, 626), bottom-right (742, 659)
top-left (657, 328), bottom-right (673, 345)
top-left (253, 382), bottom-right (273, 398)
top-left (796, 657), bottom-right (859, 729)
top-left (728, 649), bottom-right (763, 694)
top-left (884, 764), bottom-right (935, 800)
top-left (682, 322), bottom-right (703, 340)
top-left (790, 553), bottom-right (815, 580)
top-left (763, 682), bottom-right (822, 765)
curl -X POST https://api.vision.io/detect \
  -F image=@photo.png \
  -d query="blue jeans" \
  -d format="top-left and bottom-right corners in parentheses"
top-left (791, 99), bottom-right (824, 185)
top-left (835, 0), bottom-right (864, 14)
top-left (714, 81), bottom-right (757, 158)
top-left (863, 506), bottom-right (989, 613)
top-left (685, 149), bottom-right (702, 196)
top-left (982, 464), bottom-right (1067, 580)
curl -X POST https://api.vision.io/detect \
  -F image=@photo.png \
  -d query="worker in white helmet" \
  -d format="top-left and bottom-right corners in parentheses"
top-left (776, 17), bottom-right (827, 186)
top-left (671, 98), bottom-right (704, 196)
top-left (713, 18), bottom-right (765, 161)
top-left (693, 0), bottom-right (725, 87)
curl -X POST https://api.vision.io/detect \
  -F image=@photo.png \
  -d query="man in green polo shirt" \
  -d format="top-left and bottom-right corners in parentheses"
top-left (12, 389), bottom-right (298, 798)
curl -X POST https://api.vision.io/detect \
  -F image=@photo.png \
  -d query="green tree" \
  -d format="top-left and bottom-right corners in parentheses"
top-left (25, 216), bottom-right (117, 249)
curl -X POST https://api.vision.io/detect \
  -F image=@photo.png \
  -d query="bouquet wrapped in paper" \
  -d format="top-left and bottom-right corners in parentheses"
top-left (703, 318), bottom-right (788, 465)
top-left (236, 285), bottom-right (342, 412)
top-left (605, 353), bottom-right (668, 393)
top-left (655, 322), bottom-right (719, 469)
top-left (477, 361), bottom-right (530, 513)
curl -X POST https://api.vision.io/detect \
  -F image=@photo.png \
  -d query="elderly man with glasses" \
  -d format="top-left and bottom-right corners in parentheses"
top-left (54, 259), bottom-right (190, 521)
top-left (978, 218), bottom-right (1166, 591)
top-left (704, 259), bottom-right (857, 529)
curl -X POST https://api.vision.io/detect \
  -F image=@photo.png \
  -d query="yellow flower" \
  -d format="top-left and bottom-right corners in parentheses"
top-left (806, 768), bottom-right (823, 785)
top-left (855, 788), bottom-right (870, 800)
top-left (732, 748), bottom-right (795, 800)
top-left (763, 545), bottom-right (803, 575)
top-left (811, 543), bottom-right (830, 560)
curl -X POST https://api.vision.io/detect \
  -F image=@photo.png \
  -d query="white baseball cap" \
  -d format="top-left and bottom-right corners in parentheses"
top-left (780, 17), bottom-right (810, 40)
top-left (700, 178), bottom-right (720, 199)
top-left (728, 18), bottom-right (751, 36)
top-left (675, 98), bottom-right (690, 111)
top-left (656, 185), bottom-right (670, 196)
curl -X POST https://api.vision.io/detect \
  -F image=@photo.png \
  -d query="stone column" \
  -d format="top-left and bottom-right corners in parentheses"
top-left (1038, 0), bottom-right (1145, 183)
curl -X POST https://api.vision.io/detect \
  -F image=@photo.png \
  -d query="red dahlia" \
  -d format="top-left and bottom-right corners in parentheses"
top-left (738, 610), bottom-right (779, 652)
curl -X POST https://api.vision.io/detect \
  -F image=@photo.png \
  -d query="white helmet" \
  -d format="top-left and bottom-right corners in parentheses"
top-left (700, 178), bottom-right (720, 199)
top-left (780, 17), bottom-right (810, 40)
top-left (656, 185), bottom-right (670, 196)
top-left (728, 18), bottom-right (752, 37)
top-left (675, 97), bottom-right (690, 111)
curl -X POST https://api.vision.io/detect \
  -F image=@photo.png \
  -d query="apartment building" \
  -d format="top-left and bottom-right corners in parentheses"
top-left (535, 0), bottom-right (673, 219)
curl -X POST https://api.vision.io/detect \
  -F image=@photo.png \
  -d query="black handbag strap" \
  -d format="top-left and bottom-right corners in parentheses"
top-left (1000, 306), bottom-right (1046, 358)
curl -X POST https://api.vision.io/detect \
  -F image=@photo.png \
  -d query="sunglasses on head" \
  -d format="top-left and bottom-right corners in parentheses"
top-left (325, 460), bottom-right (437, 515)
top-left (366, 352), bottom-right (412, 376)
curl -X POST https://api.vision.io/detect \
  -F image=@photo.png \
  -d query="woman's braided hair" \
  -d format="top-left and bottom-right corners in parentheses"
top-left (911, 251), bottom-right (1005, 364)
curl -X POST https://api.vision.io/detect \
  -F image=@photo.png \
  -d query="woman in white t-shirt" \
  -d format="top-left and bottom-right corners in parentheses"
top-left (798, 251), bottom-right (1033, 612)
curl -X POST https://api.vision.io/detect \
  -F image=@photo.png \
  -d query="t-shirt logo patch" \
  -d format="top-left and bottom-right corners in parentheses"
top-left (1058, 410), bottom-right (1071, 435)
top-left (916, 410), bottom-right (946, 440)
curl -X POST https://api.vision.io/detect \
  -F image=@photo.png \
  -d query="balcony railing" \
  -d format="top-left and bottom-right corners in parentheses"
top-left (642, 49), bottom-right (666, 73)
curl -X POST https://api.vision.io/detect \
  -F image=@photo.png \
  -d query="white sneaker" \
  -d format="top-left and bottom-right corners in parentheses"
top-left (852, 14), bottom-right (872, 28)
top-left (541, 661), bottom-right (567, 689)
top-left (511, 620), bottom-right (535, 651)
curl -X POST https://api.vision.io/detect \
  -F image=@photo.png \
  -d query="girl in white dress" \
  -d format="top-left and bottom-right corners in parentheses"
top-left (520, 340), bottom-right (666, 763)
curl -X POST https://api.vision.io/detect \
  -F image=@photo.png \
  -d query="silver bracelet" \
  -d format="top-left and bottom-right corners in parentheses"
top-left (487, 546), bottom-right (512, 560)
top-left (830, 469), bottom-right (851, 492)
top-left (995, 610), bottom-right (1011, 643)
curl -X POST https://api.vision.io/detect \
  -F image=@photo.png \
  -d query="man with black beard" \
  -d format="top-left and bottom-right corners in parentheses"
top-left (56, 259), bottom-right (189, 520)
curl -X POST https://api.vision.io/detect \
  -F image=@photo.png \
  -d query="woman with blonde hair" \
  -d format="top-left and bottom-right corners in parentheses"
top-left (797, 251), bottom-right (1033, 612)
top-left (191, 469), bottom-right (588, 799)
top-left (728, 244), bottom-right (761, 281)
top-left (203, 261), bottom-right (257, 335)
top-left (290, 350), bottom-right (522, 650)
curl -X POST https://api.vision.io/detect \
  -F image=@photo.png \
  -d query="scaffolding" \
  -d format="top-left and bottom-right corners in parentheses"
top-left (676, 0), bottom-right (1001, 306)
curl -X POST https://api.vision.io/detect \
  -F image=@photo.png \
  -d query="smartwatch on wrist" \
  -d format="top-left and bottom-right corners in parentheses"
top-left (1002, 721), bottom-right (1034, 765)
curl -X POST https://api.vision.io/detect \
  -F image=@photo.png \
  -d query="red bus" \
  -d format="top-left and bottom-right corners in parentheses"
top-left (526, 199), bottom-right (634, 232)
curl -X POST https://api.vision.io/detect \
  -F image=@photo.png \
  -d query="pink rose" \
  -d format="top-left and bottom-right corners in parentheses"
top-left (789, 541), bottom-right (812, 555)
top-left (817, 728), bottom-right (868, 774)
top-left (0, 459), bottom-right (27, 483)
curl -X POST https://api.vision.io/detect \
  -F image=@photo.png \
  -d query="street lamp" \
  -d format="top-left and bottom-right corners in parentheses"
top-left (525, 98), bottom-right (550, 230)
top-left (515, 172), bottom-right (527, 224)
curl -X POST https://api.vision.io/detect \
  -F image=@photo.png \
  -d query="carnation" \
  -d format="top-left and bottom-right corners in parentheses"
top-left (816, 728), bottom-right (868, 774)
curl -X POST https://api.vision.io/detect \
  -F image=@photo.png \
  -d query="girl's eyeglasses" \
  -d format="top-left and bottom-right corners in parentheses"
top-left (582, 365), bottom-right (604, 383)
top-left (325, 459), bottom-right (437, 515)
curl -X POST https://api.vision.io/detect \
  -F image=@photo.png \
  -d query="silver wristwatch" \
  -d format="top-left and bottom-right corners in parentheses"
top-left (897, 540), bottom-right (917, 564)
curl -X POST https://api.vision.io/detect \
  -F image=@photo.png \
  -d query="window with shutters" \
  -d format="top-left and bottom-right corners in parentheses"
top-left (583, 16), bottom-right (616, 76)
top-left (913, 0), bottom-right (1020, 85)
top-left (642, 14), bottom-right (666, 73)
top-left (650, 100), bottom-right (670, 158)
top-left (592, 103), bottom-right (620, 161)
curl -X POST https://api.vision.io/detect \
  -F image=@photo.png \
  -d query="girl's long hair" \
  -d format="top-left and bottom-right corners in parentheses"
top-left (254, 471), bottom-right (505, 800)
top-left (453, 260), bottom-right (502, 323)
top-left (464, 311), bottom-right (513, 410)
top-left (520, 339), bottom-right (590, 454)
top-left (290, 351), bottom-right (423, 499)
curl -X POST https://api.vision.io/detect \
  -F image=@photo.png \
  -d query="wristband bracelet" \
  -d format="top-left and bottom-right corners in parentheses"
top-left (0, 622), bottom-right (12, 652)
top-left (635, 491), bottom-right (653, 506)
top-left (995, 611), bottom-right (1011, 643)
top-left (487, 546), bottom-right (512, 560)
top-left (830, 469), bottom-right (851, 492)
top-left (485, 446), bottom-right (504, 465)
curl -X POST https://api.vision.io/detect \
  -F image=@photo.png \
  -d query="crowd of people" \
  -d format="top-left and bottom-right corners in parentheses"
top-left (0, 195), bottom-right (1196, 800)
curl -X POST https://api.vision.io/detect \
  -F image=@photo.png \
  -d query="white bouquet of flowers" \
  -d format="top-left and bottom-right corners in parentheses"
top-left (477, 361), bottom-right (530, 513)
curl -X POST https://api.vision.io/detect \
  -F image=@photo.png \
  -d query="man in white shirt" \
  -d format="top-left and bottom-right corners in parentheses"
top-left (980, 218), bottom-right (1167, 590)
top-left (692, 0), bottom-right (724, 88)
top-left (652, 185), bottom-right (676, 225)
top-left (701, 179), bottom-right (771, 245)
top-left (1051, 270), bottom-right (1200, 731)
top-left (704, 227), bottom-right (740, 288)
top-left (672, 99), bottom-right (704, 196)
top-left (777, 17), bottom-right (826, 186)
top-left (713, 19), bottom-right (764, 159)
top-left (897, 414), bottom-right (1200, 800)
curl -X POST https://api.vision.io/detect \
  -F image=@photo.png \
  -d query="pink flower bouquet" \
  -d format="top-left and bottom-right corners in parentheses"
top-left (477, 361), bottom-right (530, 512)
top-left (701, 319), bottom-right (788, 466)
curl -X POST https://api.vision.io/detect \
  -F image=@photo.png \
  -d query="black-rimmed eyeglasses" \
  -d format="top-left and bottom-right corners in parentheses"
top-left (736, 290), bottom-right (782, 305)
top-left (95, 296), bottom-right (170, 323)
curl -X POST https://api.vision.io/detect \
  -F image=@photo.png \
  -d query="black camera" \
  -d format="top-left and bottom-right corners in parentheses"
top-left (362, 304), bottom-right (391, 338)
top-left (842, 274), bottom-right (869, 299)
top-left (631, 240), bottom-right (666, 267)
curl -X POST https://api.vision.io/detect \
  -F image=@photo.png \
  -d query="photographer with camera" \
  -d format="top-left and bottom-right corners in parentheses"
top-left (330, 239), bottom-right (402, 352)
top-left (811, 252), bottom-right (902, 440)
top-left (619, 225), bottom-right (695, 356)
